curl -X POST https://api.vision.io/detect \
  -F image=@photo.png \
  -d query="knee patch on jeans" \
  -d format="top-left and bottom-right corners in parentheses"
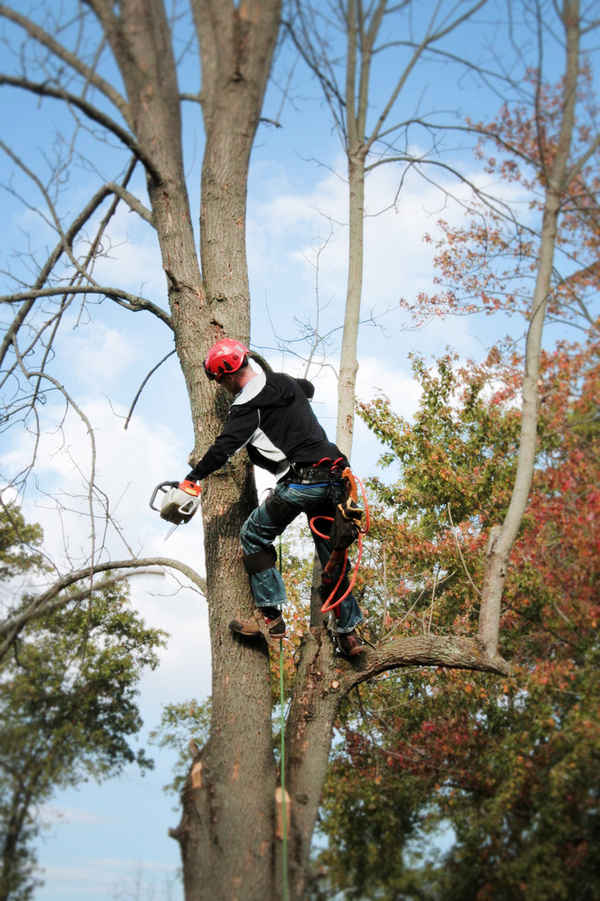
top-left (243, 544), bottom-right (277, 574)
top-left (265, 491), bottom-right (298, 529)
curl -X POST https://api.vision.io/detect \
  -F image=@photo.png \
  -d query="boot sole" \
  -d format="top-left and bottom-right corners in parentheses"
top-left (229, 619), bottom-right (287, 640)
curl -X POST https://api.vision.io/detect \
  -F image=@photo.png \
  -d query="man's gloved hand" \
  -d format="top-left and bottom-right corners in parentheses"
top-left (185, 471), bottom-right (198, 483)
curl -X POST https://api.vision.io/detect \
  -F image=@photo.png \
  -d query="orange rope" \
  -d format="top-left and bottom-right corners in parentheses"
top-left (308, 471), bottom-right (370, 614)
top-left (320, 535), bottom-right (364, 613)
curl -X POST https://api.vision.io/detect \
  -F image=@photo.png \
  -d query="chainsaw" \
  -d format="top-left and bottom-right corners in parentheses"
top-left (150, 480), bottom-right (202, 538)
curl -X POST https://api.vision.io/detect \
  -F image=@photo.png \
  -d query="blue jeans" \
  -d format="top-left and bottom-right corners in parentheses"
top-left (240, 479), bottom-right (363, 634)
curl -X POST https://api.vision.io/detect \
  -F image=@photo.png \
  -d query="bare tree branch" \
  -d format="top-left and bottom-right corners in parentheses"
top-left (0, 3), bottom-right (131, 125)
top-left (0, 74), bottom-right (159, 180)
top-left (0, 556), bottom-right (206, 660)
top-left (124, 349), bottom-right (177, 429)
top-left (0, 171), bottom-right (166, 369)
top-left (0, 286), bottom-right (172, 327)
top-left (104, 181), bottom-right (153, 223)
top-left (364, 0), bottom-right (488, 155)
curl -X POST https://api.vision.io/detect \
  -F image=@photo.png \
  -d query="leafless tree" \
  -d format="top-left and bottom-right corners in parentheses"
top-left (287, 0), bottom-right (492, 456)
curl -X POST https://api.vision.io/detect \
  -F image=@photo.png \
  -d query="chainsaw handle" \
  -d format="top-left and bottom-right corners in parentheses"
top-left (179, 480), bottom-right (202, 496)
top-left (149, 481), bottom-right (179, 511)
top-left (149, 480), bottom-right (202, 512)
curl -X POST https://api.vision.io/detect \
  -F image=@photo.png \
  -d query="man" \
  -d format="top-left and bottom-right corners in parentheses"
top-left (184, 337), bottom-right (365, 657)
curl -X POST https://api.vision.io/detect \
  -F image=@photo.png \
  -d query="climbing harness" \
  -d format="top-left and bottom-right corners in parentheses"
top-left (309, 463), bottom-right (370, 614)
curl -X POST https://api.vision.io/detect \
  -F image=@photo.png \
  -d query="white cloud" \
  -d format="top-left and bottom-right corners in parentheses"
top-left (356, 355), bottom-right (422, 419)
top-left (248, 153), bottom-right (529, 370)
top-left (39, 806), bottom-right (108, 827)
top-left (59, 320), bottom-right (139, 391)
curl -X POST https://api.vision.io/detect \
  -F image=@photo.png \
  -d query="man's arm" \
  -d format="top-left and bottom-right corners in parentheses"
top-left (186, 406), bottom-right (259, 481)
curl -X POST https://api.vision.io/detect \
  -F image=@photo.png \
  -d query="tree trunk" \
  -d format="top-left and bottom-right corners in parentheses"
top-left (336, 154), bottom-right (366, 457)
top-left (174, 4), bottom-right (283, 899)
top-left (478, 0), bottom-right (580, 656)
top-left (284, 632), bottom-right (342, 898)
top-left (0, 777), bottom-right (38, 901)
top-left (94, 1), bottom-right (282, 896)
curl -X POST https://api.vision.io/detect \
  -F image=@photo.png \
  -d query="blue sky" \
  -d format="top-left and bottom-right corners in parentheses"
top-left (0, 1), bottom-right (597, 897)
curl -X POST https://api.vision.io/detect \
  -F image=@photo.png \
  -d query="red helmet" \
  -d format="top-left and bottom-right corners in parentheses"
top-left (203, 338), bottom-right (249, 382)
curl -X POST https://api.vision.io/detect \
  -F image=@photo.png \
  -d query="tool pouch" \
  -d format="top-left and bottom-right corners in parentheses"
top-left (330, 468), bottom-right (363, 551)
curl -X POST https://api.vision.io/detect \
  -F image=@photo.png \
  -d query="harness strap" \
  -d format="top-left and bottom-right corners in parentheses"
top-left (287, 456), bottom-right (346, 484)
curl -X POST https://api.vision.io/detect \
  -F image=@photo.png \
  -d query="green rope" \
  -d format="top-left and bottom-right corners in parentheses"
top-left (279, 637), bottom-right (289, 901)
top-left (278, 532), bottom-right (289, 900)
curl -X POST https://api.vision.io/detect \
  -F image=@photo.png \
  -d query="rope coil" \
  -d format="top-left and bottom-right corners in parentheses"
top-left (309, 469), bottom-right (370, 613)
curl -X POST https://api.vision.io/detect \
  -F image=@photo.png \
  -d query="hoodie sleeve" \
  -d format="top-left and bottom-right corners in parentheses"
top-left (186, 405), bottom-right (260, 480)
top-left (296, 378), bottom-right (315, 399)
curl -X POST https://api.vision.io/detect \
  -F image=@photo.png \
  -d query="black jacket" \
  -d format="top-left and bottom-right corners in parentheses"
top-left (188, 368), bottom-right (343, 481)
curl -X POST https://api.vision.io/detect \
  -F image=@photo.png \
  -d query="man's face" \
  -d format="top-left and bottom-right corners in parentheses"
top-left (220, 372), bottom-right (239, 394)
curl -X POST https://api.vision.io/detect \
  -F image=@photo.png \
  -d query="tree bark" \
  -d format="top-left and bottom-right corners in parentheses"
top-left (284, 632), bottom-right (341, 898)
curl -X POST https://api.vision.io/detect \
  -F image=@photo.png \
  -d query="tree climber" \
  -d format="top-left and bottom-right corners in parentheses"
top-left (184, 338), bottom-right (365, 657)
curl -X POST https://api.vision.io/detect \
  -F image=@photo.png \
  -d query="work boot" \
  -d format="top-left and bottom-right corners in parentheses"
top-left (229, 612), bottom-right (286, 640)
top-left (264, 614), bottom-right (286, 638)
top-left (337, 630), bottom-right (365, 657)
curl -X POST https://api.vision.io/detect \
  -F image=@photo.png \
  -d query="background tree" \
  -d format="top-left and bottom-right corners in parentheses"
top-left (0, 505), bottom-right (164, 901)
top-left (287, 0), bottom-right (488, 456)
top-left (410, 0), bottom-right (599, 655)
